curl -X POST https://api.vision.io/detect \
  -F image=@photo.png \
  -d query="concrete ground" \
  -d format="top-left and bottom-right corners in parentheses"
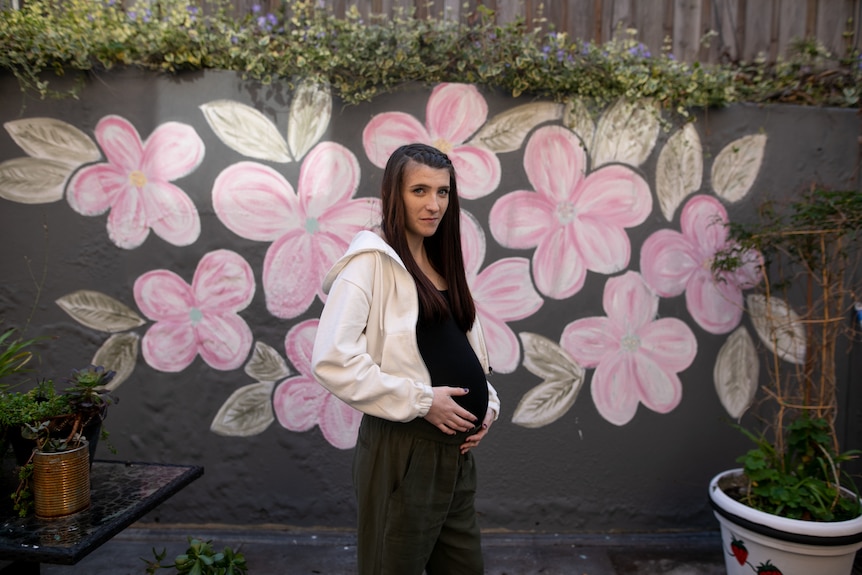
top-left (15, 525), bottom-right (862, 574)
top-left (32, 526), bottom-right (730, 575)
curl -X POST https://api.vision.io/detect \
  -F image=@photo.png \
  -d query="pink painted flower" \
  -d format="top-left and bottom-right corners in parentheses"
top-left (460, 211), bottom-right (543, 373)
top-left (213, 142), bottom-right (379, 319)
top-left (561, 271), bottom-right (697, 426)
top-left (362, 83), bottom-right (501, 200)
top-left (134, 250), bottom-right (255, 372)
top-left (489, 125), bottom-right (652, 300)
top-left (640, 195), bottom-right (762, 334)
top-left (273, 319), bottom-right (362, 449)
top-left (67, 115), bottom-right (204, 249)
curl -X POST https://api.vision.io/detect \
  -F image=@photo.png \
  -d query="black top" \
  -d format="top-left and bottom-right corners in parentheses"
top-left (416, 290), bottom-right (489, 423)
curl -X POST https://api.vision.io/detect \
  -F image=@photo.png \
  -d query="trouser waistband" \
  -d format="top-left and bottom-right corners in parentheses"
top-left (362, 414), bottom-right (477, 445)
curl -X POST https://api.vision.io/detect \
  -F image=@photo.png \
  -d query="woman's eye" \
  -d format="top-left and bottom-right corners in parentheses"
top-left (438, 189), bottom-right (449, 196)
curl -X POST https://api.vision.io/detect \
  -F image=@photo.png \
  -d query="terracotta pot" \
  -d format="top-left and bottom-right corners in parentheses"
top-left (709, 468), bottom-right (862, 575)
top-left (32, 439), bottom-right (90, 518)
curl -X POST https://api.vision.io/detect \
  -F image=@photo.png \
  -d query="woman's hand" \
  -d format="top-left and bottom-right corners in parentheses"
top-left (424, 386), bottom-right (477, 435)
top-left (460, 409), bottom-right (494, 454)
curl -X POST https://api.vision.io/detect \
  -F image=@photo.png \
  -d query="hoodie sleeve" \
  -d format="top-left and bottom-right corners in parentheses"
top-left (311, 254), bottom-right (434, 422)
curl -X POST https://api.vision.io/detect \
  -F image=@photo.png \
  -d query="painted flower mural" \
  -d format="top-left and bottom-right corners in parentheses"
top-left (560, 271), bottom-right (697, 426)
top-left (272, 319), bottom-right (362, 449)
top-left (67, 115), bottom-right (205, 249)
top-left (362, 83), bottom-right (501, 200)
top-left (489, 125), bottom-right (652, 299)
top-left (460, 211), bottom-right (543, 373)
top-left (134, 249), bottom-right (255, 372)
top-left (212, 142), bottom-right (379, 319)
top-left (640, 194), bottom-right (762, 335)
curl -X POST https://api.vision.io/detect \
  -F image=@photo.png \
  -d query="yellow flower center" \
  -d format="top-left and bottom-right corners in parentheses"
top-left (129, 170), bottom-right (147, 188)
top-left (432, 139), bottom-right (454, 154)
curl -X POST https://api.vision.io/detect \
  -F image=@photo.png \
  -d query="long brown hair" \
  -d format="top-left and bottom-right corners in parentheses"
top-left (379, 143), bottom-right (476, 332)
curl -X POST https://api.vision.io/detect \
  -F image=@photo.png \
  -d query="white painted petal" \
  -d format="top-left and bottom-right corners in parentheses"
top-left (5, 118), bottom-right (101, 165)
top-left (92, 332), bottom-right (140, 391)
top-left (0, 157), bottom-right (72, 203)
top-left (713, 327), bottom-right (759, 419)
top-left (468, 102), bottom-right (563, 153)
top-left (288, 79), bottom-right (333, 160)
top-left (245, 341), bottom-right (293, 383)
top-left (512, 332), bottom-right (585, 428)
top-left (200, 100), bottom-right (291, 162)
top-left (711, 134), bottom-right (766, 203)
top-left (593, 98), bottom-right (660, 168)
top-left (56, 290), bottom-right (147, 333)
top-left (747, 294), bottom-right (806, 365)
top-left (563, 98), bottom-right (595, 151)
top-left (656, 122), bottom-right (703, 221)
top-left (210, 382), bottom-right (275, 437)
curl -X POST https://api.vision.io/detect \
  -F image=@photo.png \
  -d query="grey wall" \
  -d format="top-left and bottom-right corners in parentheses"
top-left (0, 69), bottom-right (859, 534)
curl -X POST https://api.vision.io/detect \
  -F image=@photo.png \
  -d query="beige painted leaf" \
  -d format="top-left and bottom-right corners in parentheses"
top-left (0, 157), bottom-right (73, 204)
top-left (210, 382), bottom-right (275, 437)
top-left (747, 294), bottom-right (806, 365)
top-left (593, 98), bottom-right (660, 167)
top-left (92, 332), bottom-right (140, 391)
top-left (4, 118), bottom-right (101, 166)
top-left (655, 122), bottom-right (703, 221)
top-left (55, 290), bottom-right (146, 333)
top-left (245, 341), bottom-right (292, 383)
top-left (287, 79), bottom-right (333, 160)
top-left (562, 98), bottom-right (595, 150)
top-left (512, 332), bottom-right (585, 428)
top-left (200, 100), bottom-right (291, 162)
top-left (713, 327), bottom-right (759, 419)
top-left (468, 102), bottom-right (564, 153)
top-left (711, 134), bottom-right (766, 203)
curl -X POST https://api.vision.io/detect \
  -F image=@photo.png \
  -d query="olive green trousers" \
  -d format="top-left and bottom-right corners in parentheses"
top-left (353, 415), bottom-right (484, 575)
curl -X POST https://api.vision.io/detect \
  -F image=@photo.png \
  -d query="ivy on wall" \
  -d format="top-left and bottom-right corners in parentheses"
top-left (0, 0), bottom-right (860, 109)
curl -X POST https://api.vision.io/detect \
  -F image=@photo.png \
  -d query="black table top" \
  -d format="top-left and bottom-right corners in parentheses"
top-left (0, 460), bottom-right (203, 565)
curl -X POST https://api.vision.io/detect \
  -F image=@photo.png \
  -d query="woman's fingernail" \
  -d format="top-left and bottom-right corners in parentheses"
top-left (482, 423), bottom-right (488, 429)
top-left (462, 388), bottom-right (469, 393)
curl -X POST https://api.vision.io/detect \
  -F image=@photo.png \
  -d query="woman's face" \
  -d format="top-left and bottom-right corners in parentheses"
top-left (400, 160), bottom-right (451, 245)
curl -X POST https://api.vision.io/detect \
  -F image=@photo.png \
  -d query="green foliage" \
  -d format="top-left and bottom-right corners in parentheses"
top-left (736, 417), bottom-right (861, 521)
top-left (144, 537), bottom-right (249, 575)
top-left (3, 365), bottom-right (117, 517)
top-left (714, 186), bottom-right (862, 522)
top-left (62, 364), bottom-right (117, 419)
top-left (0, 328), bottom-right (41, 390)
top-left (0, 0), bottom-right (859, 108)
top-left (0, 378), bottom-right (69, 429)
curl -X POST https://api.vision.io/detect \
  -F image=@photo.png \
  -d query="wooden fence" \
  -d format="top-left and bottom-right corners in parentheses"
top-left (3, 0), bottom-right (859, 64)
top-left (239, 0), bottom-right (862, 64)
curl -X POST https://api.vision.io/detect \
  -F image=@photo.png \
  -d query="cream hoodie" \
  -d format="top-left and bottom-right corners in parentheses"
top-left (311, 230), bottom-right (500, 423)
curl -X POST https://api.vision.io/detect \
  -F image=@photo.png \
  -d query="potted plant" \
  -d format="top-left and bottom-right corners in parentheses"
top-left (6, 365), bottom-right (117, 516)
top-left (58, 364), bottom-right (117, 462)
top-left (709, 186), bottom-right (862, 575)
top-left (17, 421), bottom-right (91, 518)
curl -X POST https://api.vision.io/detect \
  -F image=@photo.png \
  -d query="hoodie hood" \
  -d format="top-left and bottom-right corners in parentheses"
top-left (322, 230), bottom-right (405, 294)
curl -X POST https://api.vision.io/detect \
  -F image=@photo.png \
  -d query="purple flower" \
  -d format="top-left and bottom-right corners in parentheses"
top-left (252, 4), bottom-right (261, 13)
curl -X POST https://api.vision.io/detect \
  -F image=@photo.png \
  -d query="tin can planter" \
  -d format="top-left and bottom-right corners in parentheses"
top-left (32, 440), bottom-right (90, 518)
top-left (709, 469), bottom-right (862, 575)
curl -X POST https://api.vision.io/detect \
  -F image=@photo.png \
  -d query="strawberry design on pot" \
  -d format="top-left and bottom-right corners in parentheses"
top-left (755, 560), bottom-right (782, 575)
top-left (729, 537), bottom-right (748, 565)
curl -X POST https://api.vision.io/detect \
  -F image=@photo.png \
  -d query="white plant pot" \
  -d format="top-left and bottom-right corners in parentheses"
top-left (709, 468), bottom-right (862, 575)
